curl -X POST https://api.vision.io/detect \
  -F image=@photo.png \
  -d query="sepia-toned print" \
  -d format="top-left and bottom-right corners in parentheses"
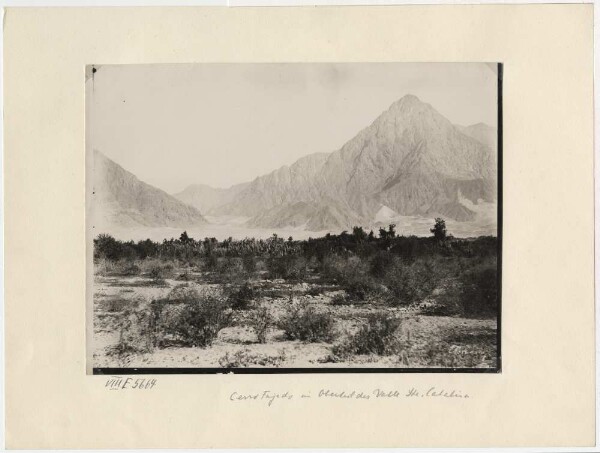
top-left (87, 63), bottom-right (501, 373)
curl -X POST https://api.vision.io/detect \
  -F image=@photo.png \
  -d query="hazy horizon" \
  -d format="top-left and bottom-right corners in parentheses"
top-left (87, 63), bottom-right (498, 193)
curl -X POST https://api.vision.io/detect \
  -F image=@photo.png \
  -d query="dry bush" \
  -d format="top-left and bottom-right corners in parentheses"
top-left (330, 293), bottom-right (352, 306)
top-left (176, 270), bottom-right (192, 281)
top-left (147, 286), bottom-right (231, 348)
top-left (457, 260), bottom-right (498, 318)
top-left (216, 257), bottom-right (247, 283)
top-left (254, 259), bottom-right (268, 273)
top-left (267, 255), bottom-right (308, 280)
top-left (98, 297), bottom-right (136, 313)
top-left (242, 255), bottom-right (256, 274)
top-left (138, 258), bottom-right (175, 281)
top-left (321, 255), bottom-right (380, 301)
top-left (306, 285), bottom-right (333, 297)
top-left (172, 297), bottom-right (231, 347)
top-left (218, 348), bottom-right (287, 368)
top-left (278, 301), bottom-right (335, 342)
top-left (107, 302), bottom-right (155, 357)
top-left (227, 282), bottom-right (256, 310)
top-left (332, 313), bottom-right (402, 357)
top-left (247, 304), bottom-right (273, 343)
top-left (95, 258), bottom-right (141, 277)
top-left (369, 251), bottom-right (397, 279)
top-left (203, 254), bottom-right (219, 271)
top-left (383, 259), bottom-right (439, 306)
top-left (413, 341), bottom-right (492, 368)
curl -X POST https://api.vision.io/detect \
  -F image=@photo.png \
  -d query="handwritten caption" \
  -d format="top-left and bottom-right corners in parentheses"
top-left (105, 376), bottom-right (157, 390)
top-left (102, 378), bottom-right (468, 402)
top-left (229, 387), bottom-right (470, 406)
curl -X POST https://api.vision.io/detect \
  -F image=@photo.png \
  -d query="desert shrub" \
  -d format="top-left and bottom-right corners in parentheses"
top-left (108, 303), bottom-right (155, 356)
top-left (94, 234), bottom-right (129, 261)
top-left (321, 255), bottom-right (379, 301)
top-left (278, 301), bottom-right (335, 342)
top-left (94, 258), bottom-right (114, 276)
top-left (95, 259), bottom-right (140, 277)
top-left (150, 286), bottom-right (231, 347)
top-left (458, 260), bottom-right (498, 318)
top-left (119, 262), bottom-right (141, 276)
top-left (176, 270), bottom-right (192, 281)
top-left (320, 254), bottom-right (346, 281)
top-left (254, 259), bottom-right (267, 273)
top-left (333, 313), bottom-right (401, 357)
top-left (345, 277), bottom-right (380, 301)
top-left (228, 282), bottom-right (256, 310)
top-left (171, 297), bottom-right (231, 347)
top-left (419, 297), bottom-right (461, 316)
top-left (216, 257), bottom-right (246, 283)
top-left (99, 297), bottom-right (138, 313)
top-left (384, 259), bottom-right (439, 306)
top-left (248, 304), bottom-right (273, 343)
top-left (138, 259), bottom-right (175, 281)
top-left (267, 255), bottom-right (308, 280)
top-left (331, 293), bottom-right (351, 305)
top-left (218, 348), bottom-right (287, 368)
top-left (242, 255), bottom-right (256, 274)
top-left (369, 251), bottom-right (397, 279)
top-left (204, 254), bottom-right (219, 271)
top-left (149, 266), bottom-right (164, 281)
top-left (306, 286), bottom-right (325, 296)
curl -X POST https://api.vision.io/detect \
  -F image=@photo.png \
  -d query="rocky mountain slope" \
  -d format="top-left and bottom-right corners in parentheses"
top-left (456, 122), bottom-right (497, 151)
top-left (175, 95), bottom-right (497, 231)
top-left (91, 150), bottom-right (206, 229)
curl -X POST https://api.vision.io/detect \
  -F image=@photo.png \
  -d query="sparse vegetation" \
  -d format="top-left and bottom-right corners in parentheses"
top-left (94, 220), bottom-right (498, 368)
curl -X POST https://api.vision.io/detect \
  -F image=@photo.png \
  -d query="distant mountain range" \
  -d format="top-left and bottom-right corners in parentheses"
top-left (174, 94), bottom-right (497, 230)
top-left (93, 95), bottom-right (497, 234)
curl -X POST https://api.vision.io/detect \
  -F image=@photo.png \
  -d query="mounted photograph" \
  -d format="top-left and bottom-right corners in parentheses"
top-left (86, 62), bottom-right (501, 373)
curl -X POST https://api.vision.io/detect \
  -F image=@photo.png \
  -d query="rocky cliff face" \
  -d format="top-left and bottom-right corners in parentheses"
top-left (92, 150), bottom-right (206, 229)
top-left (175, 95), bottom-right (497, 231)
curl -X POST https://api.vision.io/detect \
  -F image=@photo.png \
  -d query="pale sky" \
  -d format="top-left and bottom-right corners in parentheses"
top-left (87, 63), bottom-right (498, 193)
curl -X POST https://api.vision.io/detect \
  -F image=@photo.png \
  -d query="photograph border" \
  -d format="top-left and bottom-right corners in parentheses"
top-left (90, 62), bottom-right (503, 375)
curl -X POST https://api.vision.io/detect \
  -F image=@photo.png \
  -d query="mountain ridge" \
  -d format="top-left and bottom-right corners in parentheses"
top-left (174, 94), bottom-right (497, 231)
top-left (92, 150), bottom-right (207, 230)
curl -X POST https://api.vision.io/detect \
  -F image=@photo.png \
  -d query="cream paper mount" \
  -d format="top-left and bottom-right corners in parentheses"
top-left (4, 5), bottom-right (595, 449)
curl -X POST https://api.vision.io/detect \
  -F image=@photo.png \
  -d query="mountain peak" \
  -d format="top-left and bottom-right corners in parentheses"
top-left (382, 94), bottom-right (440, 121)
top-left (398, 93), bottom-right (422, 103)
top-left (391, 94), bottom-right (427, 110)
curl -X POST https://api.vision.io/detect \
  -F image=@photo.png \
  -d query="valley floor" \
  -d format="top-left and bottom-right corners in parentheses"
top-left (92, 270), bottom-right (498, 370)
top-left (99, 206), bottom-right (497, 243)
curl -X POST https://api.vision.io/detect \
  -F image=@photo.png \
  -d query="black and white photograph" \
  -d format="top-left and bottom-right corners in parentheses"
top-left (87, 63), bottom-right (501, 373)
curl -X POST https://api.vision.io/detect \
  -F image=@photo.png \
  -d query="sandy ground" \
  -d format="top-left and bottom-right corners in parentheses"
top-left (92, 273), bottom-right (497, 369)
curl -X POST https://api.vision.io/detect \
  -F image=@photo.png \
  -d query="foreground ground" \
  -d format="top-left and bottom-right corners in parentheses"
top-left (93, 269), bottom-right (497, 369)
